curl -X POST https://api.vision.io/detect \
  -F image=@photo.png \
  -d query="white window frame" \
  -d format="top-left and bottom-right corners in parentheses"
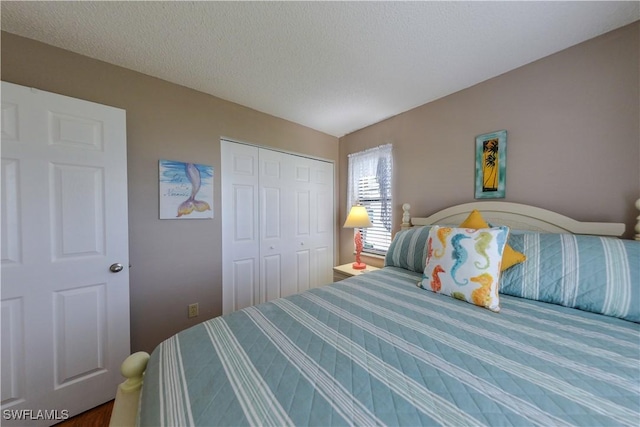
top-left (347, 144), bottom-right (393, 256)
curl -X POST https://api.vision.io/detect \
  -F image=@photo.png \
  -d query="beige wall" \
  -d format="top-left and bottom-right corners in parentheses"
top-left (3, 21), bottom-right (639, 351)
top-left (1, 31), bottom-right (339, 353)
top-left (339, 22), bottom-right (640, 266)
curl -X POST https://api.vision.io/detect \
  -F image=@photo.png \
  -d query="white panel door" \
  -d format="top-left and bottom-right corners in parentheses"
top-left (221, 140), bottom-right (260, 314)
top-left (291, 156), bottom-right (334, 288)
top-left (311, 159), bottom-right (335, 287)
top-left (0, 82), bottom-right (130, 424)
top-left (261, 150), bottom-right (334, 295)
top-left (259, 148), bottom-right (297, 299)
top-left (291, 155), bottom-right (314, 292)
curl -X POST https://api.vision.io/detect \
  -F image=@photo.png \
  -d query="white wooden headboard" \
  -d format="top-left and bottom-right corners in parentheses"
top-left (400, 201), bottom-right (628, 237)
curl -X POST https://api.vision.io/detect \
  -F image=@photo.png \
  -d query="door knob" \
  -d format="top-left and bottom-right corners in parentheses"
top-left (110, 263), bottom-right (124, 273)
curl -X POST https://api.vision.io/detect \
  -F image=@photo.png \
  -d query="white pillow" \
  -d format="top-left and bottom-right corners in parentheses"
top-left (420, 226), bottom-right (509, 312)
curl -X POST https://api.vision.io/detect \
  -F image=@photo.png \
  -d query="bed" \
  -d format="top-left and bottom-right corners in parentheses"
top-left (110, 201), bottom-right (640, 427)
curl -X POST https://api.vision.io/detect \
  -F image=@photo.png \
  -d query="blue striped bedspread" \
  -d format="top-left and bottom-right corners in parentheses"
top-left (138, 267), bottom-right (640, 426)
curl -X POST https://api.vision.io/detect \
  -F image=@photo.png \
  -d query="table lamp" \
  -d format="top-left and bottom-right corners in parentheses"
top-left (343, 205), bottom-right (372, 270)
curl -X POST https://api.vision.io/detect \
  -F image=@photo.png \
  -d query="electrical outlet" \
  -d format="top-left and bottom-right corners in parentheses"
top-left (188, 303), bottom-right (199, 318)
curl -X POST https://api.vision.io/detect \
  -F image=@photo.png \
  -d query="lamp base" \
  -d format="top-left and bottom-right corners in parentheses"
top-left (352, 262), bottom-right (367, 270)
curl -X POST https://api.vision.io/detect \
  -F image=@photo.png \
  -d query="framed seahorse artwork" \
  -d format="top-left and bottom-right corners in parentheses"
top-left (159, 160), bottom-right (214, 219)
top-left (474, 130), bottom-right (507, 199)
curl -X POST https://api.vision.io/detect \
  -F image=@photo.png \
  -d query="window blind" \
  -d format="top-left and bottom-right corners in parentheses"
top-left (347, 144), bottom-right (393, 256)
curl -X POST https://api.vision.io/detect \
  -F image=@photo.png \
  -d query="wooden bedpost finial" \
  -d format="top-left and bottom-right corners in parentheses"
top-left (120, 351), bottom-right (150, 393)
top-left (401, 203), bottom-right (411, 230)
top-left (635, 198), bottom-right (640, 241)
top-left (109, 351), bottom-right (151, 427)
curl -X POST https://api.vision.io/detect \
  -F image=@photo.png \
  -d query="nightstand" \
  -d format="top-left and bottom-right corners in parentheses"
top-left (333, 263), bottom-right (380, 281)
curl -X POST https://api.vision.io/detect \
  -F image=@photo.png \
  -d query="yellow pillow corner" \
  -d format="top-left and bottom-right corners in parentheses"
top-left (459, 209), bottom-right (487, 229)
top-left (502, 245), bottom-right (527, 270)
top-left (459, 210), bottom-right (526, 271)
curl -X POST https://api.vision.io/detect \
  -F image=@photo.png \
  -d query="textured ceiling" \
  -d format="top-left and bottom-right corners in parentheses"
top-left (2, 1), bottom-right (638, 137)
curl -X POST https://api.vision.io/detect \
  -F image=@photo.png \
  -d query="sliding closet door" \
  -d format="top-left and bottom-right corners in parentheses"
top-left (289, 154), bottom-right (313, 294)
top-left (259, 150), bottom-right (334, 297)
top-left (312, 160), bottom-right (334, 286)
top-left (259, 148), bottom-right (296, 300)
top-left (290, 155), bottom-right (334, 289)
top-left (221, 141), bottom-right (260, 314)
top-left (222, 140), bottom-right (334, 315)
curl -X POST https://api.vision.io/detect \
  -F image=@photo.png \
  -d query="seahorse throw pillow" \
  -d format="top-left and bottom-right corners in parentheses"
top-left (420, 225), bottom-right (509, 312)
top-left (458, 210), bottom-right (526, 271)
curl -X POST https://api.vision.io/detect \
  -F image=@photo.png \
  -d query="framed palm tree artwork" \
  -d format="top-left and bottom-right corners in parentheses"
top-left (474, 130), bottom-right (507, 199)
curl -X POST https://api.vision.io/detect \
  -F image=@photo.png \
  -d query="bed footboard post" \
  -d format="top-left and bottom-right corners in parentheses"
top-left (109, 351), bottom-right (150, 427)
top-left (401, 203), bottom-right (411, 230)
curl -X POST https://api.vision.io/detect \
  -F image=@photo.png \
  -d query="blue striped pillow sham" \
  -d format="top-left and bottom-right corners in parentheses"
top-left (501, 233), bottom-right (639, 323)
top-left (384, 226), bottom-right (432, 272)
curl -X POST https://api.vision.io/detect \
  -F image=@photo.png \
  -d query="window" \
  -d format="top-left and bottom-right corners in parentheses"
top-left (347, 144), bottom-right (393, 255)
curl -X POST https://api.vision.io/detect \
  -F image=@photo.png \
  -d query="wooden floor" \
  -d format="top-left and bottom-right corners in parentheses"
top-left (55, 400), bottom-right (113, 427)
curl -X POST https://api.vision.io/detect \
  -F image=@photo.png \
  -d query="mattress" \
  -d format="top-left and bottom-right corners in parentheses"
top-left (138, 267), bottom-right (640, 426)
